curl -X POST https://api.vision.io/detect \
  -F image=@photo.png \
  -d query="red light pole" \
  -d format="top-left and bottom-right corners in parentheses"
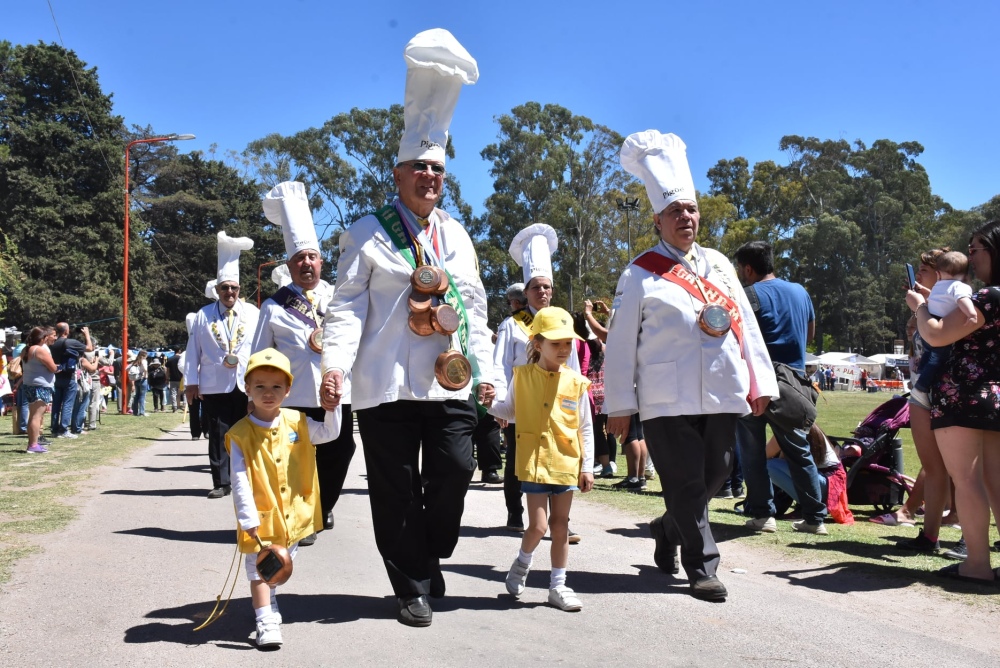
top-left (122, 133), bottom-right (195, 413)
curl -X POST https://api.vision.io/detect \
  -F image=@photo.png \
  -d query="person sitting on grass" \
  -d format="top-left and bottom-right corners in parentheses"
top-left (489, 307), bottom-right (595, 611)
top-left (765, 423), bottom-right (854, 525)
top-left (225, 348), bottom-right (341, 649)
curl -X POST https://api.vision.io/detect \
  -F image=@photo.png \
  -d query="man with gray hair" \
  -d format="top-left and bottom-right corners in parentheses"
top-left (506, 283), bottom-right (527, 313)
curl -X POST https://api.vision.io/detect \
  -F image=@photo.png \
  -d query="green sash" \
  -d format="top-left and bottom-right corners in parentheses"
top-left (373, 204), bottom-right (485, 411)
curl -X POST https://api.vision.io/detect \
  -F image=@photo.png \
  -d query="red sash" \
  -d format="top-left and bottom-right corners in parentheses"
top-left (632, 251), bottom-right (746, 349)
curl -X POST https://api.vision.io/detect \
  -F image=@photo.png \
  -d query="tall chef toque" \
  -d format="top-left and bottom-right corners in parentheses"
top-left (620, 130), bottom-right (696, 214)
top-left (509, 223), bottom-right (558, 284)
top-left (185, 312), bottom-right (198, 335)
top-left (205, 231), bottom-right (254, 298)
top-left (262, 181), bottom-right (319, 260)
top-left (396, 28), bottom-right (479, 166)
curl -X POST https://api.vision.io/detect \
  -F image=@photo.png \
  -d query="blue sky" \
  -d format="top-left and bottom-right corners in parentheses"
top-left (8, 1), bottom-right (1000, 222)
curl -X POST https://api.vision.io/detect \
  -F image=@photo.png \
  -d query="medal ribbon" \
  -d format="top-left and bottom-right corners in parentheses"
top-left (217, 303), bottom-right (240, 354)
top-left (632, 251), bottom-right (745, 349)
top-left (510, 309), bottom-right (534, 338)
top-left (273, 286), bottom-right (323, 330)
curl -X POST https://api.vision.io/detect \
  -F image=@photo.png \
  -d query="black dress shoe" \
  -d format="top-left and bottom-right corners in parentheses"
top-left (690, 575), bottom-right (728, 602)
top-left (505, 512), bottom-right (525, 532)
top-left (207, 485), bottom-right (231, 499)
top-left (482, 470), bottom-right (503, 484)
top-left (324, 510), bottom-right (334, 531)
top-left (299, 533), bottom-right (317, 546)
top-left (649, 516), bottom-right (679, 574)
top-left (397, 595), bottom-right (432, 627)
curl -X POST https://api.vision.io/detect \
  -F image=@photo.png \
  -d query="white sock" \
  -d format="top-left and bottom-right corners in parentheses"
top-left (517, 549), bottom-right (534, 566)
top-left (550, 567), bottom-right (567, 589)
top-left (270, 589), bottom-right (281, 620)
top-left (254, 605), bottom-right (271, 623)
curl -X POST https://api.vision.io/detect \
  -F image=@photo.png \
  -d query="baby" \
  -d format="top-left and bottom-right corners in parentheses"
top-left (911, 250), bottom-right (975, 406)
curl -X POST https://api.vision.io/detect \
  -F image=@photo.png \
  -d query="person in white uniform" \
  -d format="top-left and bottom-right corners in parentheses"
top-left (604, 130), bottom-right (777, 602)
top-left (184, 232), bottom-right (260, 498)
top-left (319, 29), bottom-right (495, 628)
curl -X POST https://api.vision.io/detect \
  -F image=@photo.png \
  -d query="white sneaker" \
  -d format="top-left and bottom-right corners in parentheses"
top-left (255, 620), bottom-right (283, 648)
top-left (644, 464), bottom-right (656, 480)
top-left (745, 517), bottom-right (777, 533)
top-left (609, 461), bottom-right (618, 475)
top-left (792, 520), bottom-right (828, 535)
top-left (547, 585), bottom-right (582, 612)
top-left (505, 558), bottom-right (530, 597)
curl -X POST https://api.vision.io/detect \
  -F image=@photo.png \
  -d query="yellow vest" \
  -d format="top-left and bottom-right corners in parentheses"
top-left (513, 364), bottom-right (590, 485)
top-left (225, 409), bottom-right (321, 553)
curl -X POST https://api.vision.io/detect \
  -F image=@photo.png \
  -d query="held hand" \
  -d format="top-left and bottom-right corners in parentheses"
top-left (320, 370), bottom-right (344, 410)
top-left (592, 299), bottom-right (610, 314)
top-left (247, 526), bottom-right (258, 541)
top-left (579, 472), bottom-right (594, 493)
top-left (584, 299), bottom-right (593, 315)
top-left (606, 415), bottom-right (631, 441)
top-left (914, 282), bottom-right (931, 298)
top-left (495, 417), bottom-right (508, 429)
top-left (185, 385), bottom-right (200, 404)
top-left (749, 396), bottom-right (770, 416)
top-left (476, 382), bottom-right (495, 407)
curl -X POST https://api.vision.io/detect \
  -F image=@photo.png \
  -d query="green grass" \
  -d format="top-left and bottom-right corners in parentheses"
top-left (0, 398), bottom-right (183, 584)
top-left (590, 391), bottom-right (1000, 603)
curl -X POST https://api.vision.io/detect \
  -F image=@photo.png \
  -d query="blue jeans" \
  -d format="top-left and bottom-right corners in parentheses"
top-left (736, 412), bottom-right (827, 524)
top-left (16, 384), bottom-right (29, 433)
top-left (50, 381), bottom-right (78, 435)
top-left (766, 458), bottom-right (828, 505)
top-left (72, 386), bottom-right (90, 433)
top-left (131, 379), bottom-right (147, 415)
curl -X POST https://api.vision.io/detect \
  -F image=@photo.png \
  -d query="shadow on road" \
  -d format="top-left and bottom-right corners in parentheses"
top-left (115, 527), bottom-right (233, 544)
top-left (102, 488), bottom-right (209, 498)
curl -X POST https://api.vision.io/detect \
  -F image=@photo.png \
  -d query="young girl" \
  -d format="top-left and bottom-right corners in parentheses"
top-left (225, 348), bottom-right (341, 648)
top-left (490, 307), bottom-right (594, 611)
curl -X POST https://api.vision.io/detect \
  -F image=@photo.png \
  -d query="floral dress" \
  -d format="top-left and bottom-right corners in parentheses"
top-left (931, 287), bottom-right (1000, 431)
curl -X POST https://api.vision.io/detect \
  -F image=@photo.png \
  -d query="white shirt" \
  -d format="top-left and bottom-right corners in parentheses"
top-left (230, 409), bottom-right (342, 530)
top-left (321, 205), bottom-right (495, 411)
top-left (927, 279), bottom-right (974, 318)
top-left (604, 243), bottom-right (778, 420)
top-left (492, 307), bottom-right (581, 420)
top-left (183, 300), bottom-right (260, 395)
top-left (252, 279), bottom-right (352, 407)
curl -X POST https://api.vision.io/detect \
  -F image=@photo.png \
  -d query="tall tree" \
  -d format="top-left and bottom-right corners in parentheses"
top-left (0, 41), bottom-right (126, 343)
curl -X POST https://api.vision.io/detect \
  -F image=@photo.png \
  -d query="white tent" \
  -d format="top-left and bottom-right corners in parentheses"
top-left (868, 353), bottom-right (909, 368)
top-left (816, 352), bottom-right (883, 385)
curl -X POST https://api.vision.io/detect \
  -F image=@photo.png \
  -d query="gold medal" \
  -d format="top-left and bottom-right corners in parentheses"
top-left (435, 350), bottom-right (472, 390)
top-left (223, 353), bottom-right (240, 368)
top-left (698, 304), bottom-right (732, 338)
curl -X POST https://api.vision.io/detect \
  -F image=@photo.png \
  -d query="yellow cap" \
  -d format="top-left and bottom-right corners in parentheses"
top-left (244, 348), bottom-right (294, 386)
top-left (529, 307), bottom-right (582, 341)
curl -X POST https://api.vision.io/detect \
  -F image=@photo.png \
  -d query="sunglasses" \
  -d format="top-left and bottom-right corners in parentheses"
top-left (402, 161), bottom-right (445, 176)
top-left (217, 285), bottom-right (240, 292)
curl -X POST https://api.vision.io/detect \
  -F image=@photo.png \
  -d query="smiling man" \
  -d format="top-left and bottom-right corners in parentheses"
top-left (319, 29), bottom-right (495, 628)
top-left (184, 232), bottom-right (260, 499)
top-left (252, 182), bottom-right (356, 547)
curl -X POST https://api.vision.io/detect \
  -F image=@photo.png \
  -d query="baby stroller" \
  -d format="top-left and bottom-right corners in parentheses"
top-left (827, 396), bottom-right (913, 512)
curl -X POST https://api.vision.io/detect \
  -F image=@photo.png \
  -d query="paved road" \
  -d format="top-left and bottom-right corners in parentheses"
top-left (1, 424), bottom-right (998, 667)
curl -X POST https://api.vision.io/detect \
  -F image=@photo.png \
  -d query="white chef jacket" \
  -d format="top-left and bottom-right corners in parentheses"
top-left (321, 205), bottom-right (495, 411)
top-left (492, 307), bottom-right (581, 420)
top-left (183, 299), bottom-right (260, 395)
top-left (604, 243), bottom-right (778, 420)
top-left (252, 279), bottom-right (352, 407)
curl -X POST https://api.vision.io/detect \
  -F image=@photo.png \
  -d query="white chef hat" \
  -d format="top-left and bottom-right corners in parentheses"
top-left (185, 312), bottom-right (198, 335)
top-left (509, 223), bottom-right (558, 284)
top-left (620, 130), bottom-right (696, 214)
top-left (271, 263), bottom-right (292, 288)
top-left (396, 28), bottom-right (479, 165)
top-left (263, 181), bottom-right (319, 260)
top-left (216, 231), bottom-right (254, 285)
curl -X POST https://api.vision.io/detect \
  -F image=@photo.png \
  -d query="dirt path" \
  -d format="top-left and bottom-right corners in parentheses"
top-left (1, 425), bottom-right (997, 667)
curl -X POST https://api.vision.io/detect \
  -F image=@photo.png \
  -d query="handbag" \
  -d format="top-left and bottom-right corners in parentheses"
top-left (765, 362), bottom-right (818, 432)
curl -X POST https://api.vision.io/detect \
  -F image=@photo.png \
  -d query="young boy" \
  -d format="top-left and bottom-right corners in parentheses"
top-left (911, 250), bottom-right (976, 407)
top-left (226, 348), bottom-right (341, 649)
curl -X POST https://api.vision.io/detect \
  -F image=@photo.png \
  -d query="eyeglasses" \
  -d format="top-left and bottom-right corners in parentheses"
top-left (217, 285), bottom-right (240, 292)
top-left (402, 161), bottom-right (445, 176)
top-left (969, 245), bottom-right (988, 255)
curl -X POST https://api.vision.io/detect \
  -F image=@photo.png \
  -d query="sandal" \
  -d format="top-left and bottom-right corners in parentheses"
top-left (936, 562), bottom-right (997, 585)
top-left (870, 513), bottom-right (915, 527)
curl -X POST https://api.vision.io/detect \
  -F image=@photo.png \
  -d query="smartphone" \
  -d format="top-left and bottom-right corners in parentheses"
top-left (257, 550), bottom-right (283, 582)
top-left (905, 263), bottom-right (916, 289)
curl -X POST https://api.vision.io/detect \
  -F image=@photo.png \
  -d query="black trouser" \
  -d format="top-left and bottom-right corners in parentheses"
top-left (201, 387), bottom-right (248, 489)
top-left (289, 405), bottom-right (356, 518)
top-left (188, 397), bottom-right (202, 439)
top-left (472, 413), bottom-right (502, 474)
top-left (643, 413), bottom-right (738, 582)
top-left (502, 423), bottom-right (522, 516)
top-left (356, 398), bottom-right (477, 597)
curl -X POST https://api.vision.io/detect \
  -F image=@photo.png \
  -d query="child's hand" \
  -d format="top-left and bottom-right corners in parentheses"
top-left (579, 471), bottom-right (594, 493)
top-left (247, 526), bottom-right (258, 541)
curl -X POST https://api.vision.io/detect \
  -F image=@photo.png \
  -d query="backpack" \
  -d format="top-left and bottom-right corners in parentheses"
top-left (149, 365), bottom-right (166, 386)
top-left (766, 362), bottom-right (819, 432)
top-left (98, 364), bottom-right (115, 387)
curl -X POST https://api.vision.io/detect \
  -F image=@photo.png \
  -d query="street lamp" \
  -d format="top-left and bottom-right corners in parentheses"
top-left (616, 196), bottom-right (640, 258)
top-left (122, 133), bottom-right (195, 413)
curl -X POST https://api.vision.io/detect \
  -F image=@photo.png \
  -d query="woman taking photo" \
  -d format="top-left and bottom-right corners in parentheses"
top-left (20, 327), bottom-right (58, 453)
top-left (907, 220), bottom-right (1000, 583)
